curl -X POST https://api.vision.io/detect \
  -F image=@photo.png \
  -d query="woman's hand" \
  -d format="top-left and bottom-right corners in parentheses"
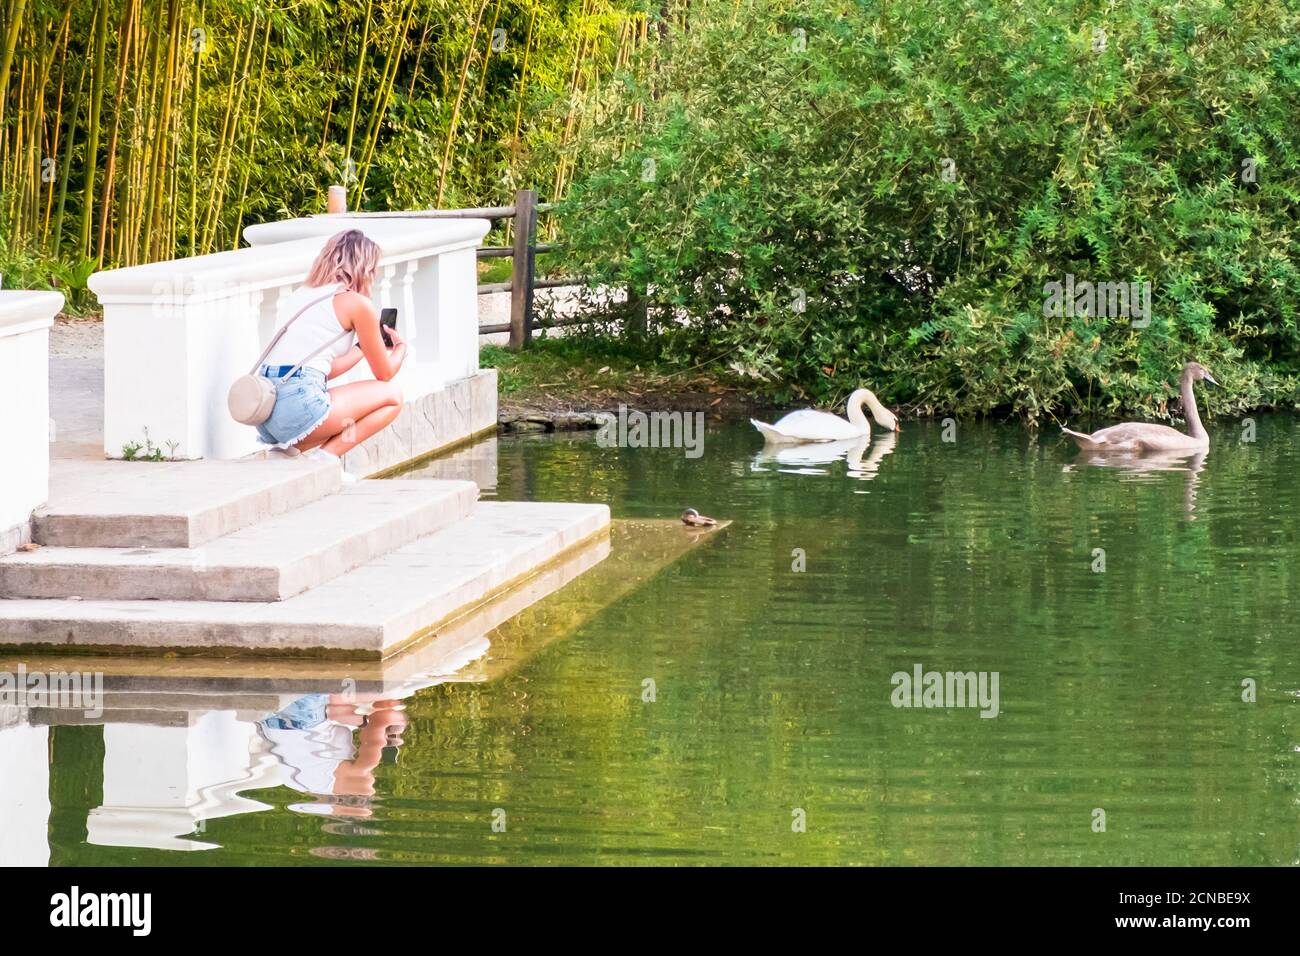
top-left (384, 325), bottom-right (408, 372)
top-left (337, 291), bottom-right (403, 382)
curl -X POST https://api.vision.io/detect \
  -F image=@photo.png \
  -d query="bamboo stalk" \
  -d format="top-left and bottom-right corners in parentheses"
top-left (50, 48), bottom-right (87, 256)
top-left (231, 11), bottom-right (273, 248)
top-left (510, 6), bottom-right (536, 162)
top-left (406, 6), bottom-right (434, 99)
top-left (201, 11), bottom-right (259, 251)
top-left (436, 0), bottom-right (491, 205)
top-left (95, 0), bottom-right (140, 264)
top-left (355, 0), bottom-right (416, 206)
top-left (78, 0), bottom-right (109, 256)
top-left (40, 4), bottom-right (73, 245)
top-left (0, 0), bottom-right (30, 130)
top-left (134, 0), bottom-right (166, 261)
top-left (552, 0), bottom-right (593, 201)
top-left (475, 0), bottom-right (503, 102)
top-left (188, 1), bottom-right (205, 255)
top-left (122, 0), bottom-right (161, 264)
top-left (343, 0), bottom-right (374, 189)
top-left (8, 52), bottom-right (28, 238)
top-left (144, 0), bottom-right (181, 261)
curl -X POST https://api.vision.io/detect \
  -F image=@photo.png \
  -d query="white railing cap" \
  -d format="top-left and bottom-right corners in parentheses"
top-left (243, 216), bottom-right (489, 248)
top-left (0, 290), bottom-right (63, 337)
top-left (90, 218), bottom-right (489, 305)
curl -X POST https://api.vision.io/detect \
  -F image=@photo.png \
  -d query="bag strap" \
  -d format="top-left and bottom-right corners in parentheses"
top-left (248, 286), bottom-right (353, 377)
top-left (279, 327), bottom-right (355, 380)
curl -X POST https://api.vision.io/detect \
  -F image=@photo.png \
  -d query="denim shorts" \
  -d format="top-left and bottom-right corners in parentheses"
top-left (261, 693), bottom-right (330, 731)
top-left (254, 366), bottom-right (332, 448)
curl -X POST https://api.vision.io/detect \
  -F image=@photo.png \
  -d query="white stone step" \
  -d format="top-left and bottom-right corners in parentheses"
top-left (0, 480), bottom-right (477, 602)
top-left (0, 501), bottom-right (611, 658)
top-left (35, 457), bottom-right (342, 548)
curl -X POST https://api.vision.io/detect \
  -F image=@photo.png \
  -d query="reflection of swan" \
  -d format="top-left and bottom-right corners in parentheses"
top-left (846, 432), bottom-right (897, 480)
top-left (1067, 449), bottom-right (1206, 518)
top-left (751, 388), bottom-right (899, 443)
top-left (1062, 362), bottom-right (1218, 453)
top-left (754, 437), bottom-right (865, 467)
top-left (751, 433), bottom-right (897, 480)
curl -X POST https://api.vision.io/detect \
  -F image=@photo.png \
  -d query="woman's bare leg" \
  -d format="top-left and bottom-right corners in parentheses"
top-left (294, 380), bottom-right (402, 455)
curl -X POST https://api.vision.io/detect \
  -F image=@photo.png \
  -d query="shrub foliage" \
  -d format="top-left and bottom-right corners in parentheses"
top-left (554, 0), bottom-right (1300, 418)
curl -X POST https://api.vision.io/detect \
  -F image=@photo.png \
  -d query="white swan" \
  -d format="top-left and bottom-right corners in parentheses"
top-left (751, 388), bottom-right (899, 444)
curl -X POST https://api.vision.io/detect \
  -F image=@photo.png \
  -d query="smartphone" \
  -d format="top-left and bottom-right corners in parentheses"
top-left (380, 308), bottom-right (398, 347)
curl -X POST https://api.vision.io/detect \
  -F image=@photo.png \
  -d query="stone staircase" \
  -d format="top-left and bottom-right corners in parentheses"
top-left (0, 458), bottom-right (609, 658)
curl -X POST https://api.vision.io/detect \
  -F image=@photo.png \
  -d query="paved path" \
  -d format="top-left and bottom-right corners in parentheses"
top-left (49, 318), bottom-right (104, 460)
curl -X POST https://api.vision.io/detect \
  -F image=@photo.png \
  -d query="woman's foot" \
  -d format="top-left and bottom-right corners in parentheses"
top-left (304, 447), bottom-right (359, 484)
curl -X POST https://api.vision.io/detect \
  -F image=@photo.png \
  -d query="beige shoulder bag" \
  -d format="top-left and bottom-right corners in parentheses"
top-left (228, 289), bottom-right (352, 426)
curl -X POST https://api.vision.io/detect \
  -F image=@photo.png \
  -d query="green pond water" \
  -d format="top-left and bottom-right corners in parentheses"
top-left (34, 416), bottom-right (1300, 865)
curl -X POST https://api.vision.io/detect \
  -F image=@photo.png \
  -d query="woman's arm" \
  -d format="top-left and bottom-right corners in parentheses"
top-left (335, 291), bottom-right (407, 382)
top-left (326, 345), bottom-right (365, 380)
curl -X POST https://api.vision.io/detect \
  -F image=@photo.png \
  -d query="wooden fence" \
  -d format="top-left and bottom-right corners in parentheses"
top-left (323, 187), bottom-right (580, 349)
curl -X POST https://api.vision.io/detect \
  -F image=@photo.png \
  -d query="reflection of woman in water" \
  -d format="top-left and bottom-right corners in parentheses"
top-left (257, 693), bottom-right (408, 817)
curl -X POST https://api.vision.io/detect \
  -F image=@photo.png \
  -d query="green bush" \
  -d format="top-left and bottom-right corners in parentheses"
top-left (0, 236), bottom-right (98, 313)
top-left (553, 0), bottom-right (1300, 419)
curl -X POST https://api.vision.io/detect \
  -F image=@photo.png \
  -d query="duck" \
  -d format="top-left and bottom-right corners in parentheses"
top-left (681, 508), bottom-right (718, 527)
top-left (751, 387), bottom-right (900, 444)
top-left (1061, 362), bottom-right (1218, 454)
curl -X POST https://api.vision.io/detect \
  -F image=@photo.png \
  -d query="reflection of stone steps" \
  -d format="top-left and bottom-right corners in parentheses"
top-left (0, 521), bottom-right (722, 858)
top-left (32, 707), bottom-right (191, 727)
top-left (5, 520), bottom-right (709, 717)
top-left (0, 458), bottom-right (610, 657)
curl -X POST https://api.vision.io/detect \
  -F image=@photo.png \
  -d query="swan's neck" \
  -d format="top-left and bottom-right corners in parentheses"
top-left (845, 390), bottom-right (871, 430)
top-left (861, 390), bottom-right (891, 425)
top-left (1181, 371), bottom-right (1207, 440)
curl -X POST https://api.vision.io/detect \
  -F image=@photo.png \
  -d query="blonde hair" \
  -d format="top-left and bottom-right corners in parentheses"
top-left (304, 229), bottom-right (382, 294)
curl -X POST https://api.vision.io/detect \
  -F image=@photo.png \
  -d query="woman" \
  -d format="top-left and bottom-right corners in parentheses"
top-left (255, 229), bottom-right (407, 470)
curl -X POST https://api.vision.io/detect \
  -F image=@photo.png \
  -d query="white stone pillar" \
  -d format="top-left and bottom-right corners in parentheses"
top-left (408, 245), bottom-right (480, 389)
top-left (0, 291), bottom-right (61, 554)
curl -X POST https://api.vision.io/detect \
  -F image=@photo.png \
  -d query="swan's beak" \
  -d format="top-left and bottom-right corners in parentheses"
top-left (1203, 373), bottom-right (1220, 387)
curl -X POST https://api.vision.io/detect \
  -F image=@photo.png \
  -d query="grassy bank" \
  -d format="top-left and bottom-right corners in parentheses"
top-left (480, 336), bottom-right (761, 418)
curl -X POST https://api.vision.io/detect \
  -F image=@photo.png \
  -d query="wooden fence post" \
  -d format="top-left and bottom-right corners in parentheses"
top-left (626, 286), bottom-right (649, 338)
top-left (509, 188), bottom-right (537, 350)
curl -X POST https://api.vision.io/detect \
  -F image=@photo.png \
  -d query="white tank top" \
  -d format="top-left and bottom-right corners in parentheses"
top-left (263, 283), bottom-right (356, 376)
